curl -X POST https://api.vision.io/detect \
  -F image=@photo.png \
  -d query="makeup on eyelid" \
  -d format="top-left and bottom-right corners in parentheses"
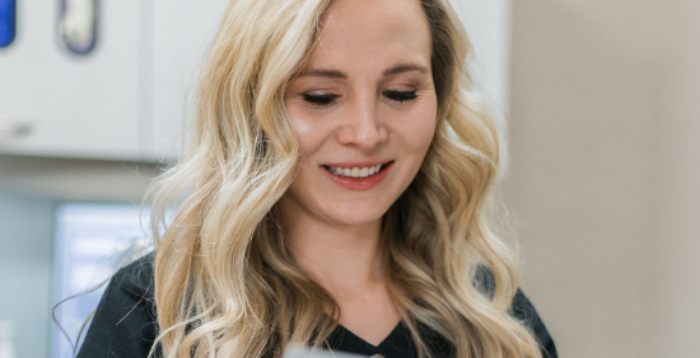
top-left (301, 90), bottom-right (418, 107)
top-left (291, 80), bottom-right (424, 105)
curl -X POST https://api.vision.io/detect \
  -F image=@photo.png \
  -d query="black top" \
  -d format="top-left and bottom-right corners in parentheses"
top-left (77, 254), bottom-right (557, 358)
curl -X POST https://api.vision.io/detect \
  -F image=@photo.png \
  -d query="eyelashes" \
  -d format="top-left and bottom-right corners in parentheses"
top-left (385, 90), bottom-right (418, 103)
top-left (302, 93), bottom-right (338, 106)
top-left (302, 90), bottom-right (418, 107)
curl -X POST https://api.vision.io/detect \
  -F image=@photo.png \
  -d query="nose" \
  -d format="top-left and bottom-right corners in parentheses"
top-left (336, 96), bottom-right (389, 151)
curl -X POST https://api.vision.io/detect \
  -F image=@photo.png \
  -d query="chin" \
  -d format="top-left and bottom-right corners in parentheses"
top-left (324, 206), bottom-right (387, 227)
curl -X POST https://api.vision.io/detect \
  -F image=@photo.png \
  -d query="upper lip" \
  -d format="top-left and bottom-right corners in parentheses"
top-left (322, 160), bottom-right (394, 168)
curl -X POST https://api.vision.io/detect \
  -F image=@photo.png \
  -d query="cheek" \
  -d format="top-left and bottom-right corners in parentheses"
top-left (393, 101), bottom-right (437, 153)
top-left (285, 102), bottom-right (329, 155)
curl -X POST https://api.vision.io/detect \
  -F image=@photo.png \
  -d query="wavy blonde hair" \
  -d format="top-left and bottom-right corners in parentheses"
top-left (147, 0), bottom-right (543, 357)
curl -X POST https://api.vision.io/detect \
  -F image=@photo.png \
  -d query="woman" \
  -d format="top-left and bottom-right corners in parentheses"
top-left (77, 0), bottom-right (557, 357)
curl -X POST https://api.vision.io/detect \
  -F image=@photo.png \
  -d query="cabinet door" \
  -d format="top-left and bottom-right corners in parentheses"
top-left (0, 0), bottom-right (143, 160)
top-left (150, 0), bottom-right (230, 159)
top-left (0, 0), bottom-right (41, 151)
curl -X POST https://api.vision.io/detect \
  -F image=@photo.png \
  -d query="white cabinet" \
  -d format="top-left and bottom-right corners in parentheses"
top-left (0, 0), bottom-right (510, 162)
top-left (150, 0), bottom-right (230, 158)
top-left (0, 0), bottom-right (229, 161)
top-left (0, 0), bottom-right (144, 160)
top-left (0, 0), bottom-right (41, 154)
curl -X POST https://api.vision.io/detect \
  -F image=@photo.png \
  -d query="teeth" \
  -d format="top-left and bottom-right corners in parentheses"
top-left (328, 164), bottom-right (385, 178)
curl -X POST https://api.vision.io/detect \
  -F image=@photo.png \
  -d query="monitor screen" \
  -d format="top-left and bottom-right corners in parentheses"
top-left (50, 203), bottom-right (154, 358)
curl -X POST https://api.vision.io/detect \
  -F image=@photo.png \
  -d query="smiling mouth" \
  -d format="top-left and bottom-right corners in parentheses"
top-left (321, 161), bottom-right (394, 179)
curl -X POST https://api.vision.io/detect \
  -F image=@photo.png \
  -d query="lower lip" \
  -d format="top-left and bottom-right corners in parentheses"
top-left (321, 161), bottom-right (394, 190)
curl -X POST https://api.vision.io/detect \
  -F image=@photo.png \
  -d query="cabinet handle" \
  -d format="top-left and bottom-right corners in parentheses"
top-left (0, 0), bottom-right (16, 48)
top-left (59, 0), bottom-right (98, 54)
top-left (0, 117), bottom-right (32, 140)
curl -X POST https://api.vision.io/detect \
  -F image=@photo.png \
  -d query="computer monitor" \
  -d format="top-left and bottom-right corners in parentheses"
top-left (50, 203), bottom-right (154, 358)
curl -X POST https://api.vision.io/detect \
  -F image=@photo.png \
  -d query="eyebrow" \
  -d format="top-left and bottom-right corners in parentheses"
top-left (297, 63), bottom-right (429, 79)
top-left (383, 63), bottom-right (430, 76)
top-left (298, 68), bottom-right (347, 79)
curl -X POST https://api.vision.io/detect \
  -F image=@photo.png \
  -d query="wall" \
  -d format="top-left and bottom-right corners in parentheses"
top-left (649, 1), bottom-right (700, 356)
top-left (506, 1), bottom-right (700, 357)
top-left (0, 191), bottom-right (54, 358)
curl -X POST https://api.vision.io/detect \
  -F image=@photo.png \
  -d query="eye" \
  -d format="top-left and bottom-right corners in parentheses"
top-left (302, 93), bottom-right (339, 107)
top-left (383, 90), bottom-right (418, 104)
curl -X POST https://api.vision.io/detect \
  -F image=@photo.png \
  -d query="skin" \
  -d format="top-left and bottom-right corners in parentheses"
top-left (277, 0), bottom-right (437, 346)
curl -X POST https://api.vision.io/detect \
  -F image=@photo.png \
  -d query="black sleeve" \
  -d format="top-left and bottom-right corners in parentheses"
top-left (511, 289), bottom-right (558, 358)
top-left (77, 254), bottom-right (160, 358)
top-left (475, 266), bottom-right (558, 358)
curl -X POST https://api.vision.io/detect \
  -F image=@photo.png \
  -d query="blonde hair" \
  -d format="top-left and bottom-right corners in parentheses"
top-left (147, 0), bottom-right (543, 357)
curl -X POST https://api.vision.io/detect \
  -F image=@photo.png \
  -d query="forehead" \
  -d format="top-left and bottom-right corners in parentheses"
top-left (308, 0), bottom-right (432, 72)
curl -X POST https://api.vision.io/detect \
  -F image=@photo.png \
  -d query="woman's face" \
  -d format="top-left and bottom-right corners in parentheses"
top-left (280, 0), bottom-right (437, 228)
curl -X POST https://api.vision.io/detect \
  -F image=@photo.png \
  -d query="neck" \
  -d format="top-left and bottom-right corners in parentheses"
top-left (281, 210), bottom-right (385, 300)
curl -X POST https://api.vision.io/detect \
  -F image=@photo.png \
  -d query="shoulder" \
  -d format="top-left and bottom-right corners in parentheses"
top-left (77, 252), bottom-right (159, 358)
top-left (111, 252), bottom-right (156, 303)
top-left (474, 265), bottom-right (559, 358)
top-left (510, 289), bottom-right (558, 357)
top-left (104, 251), bottom-right (158, 323)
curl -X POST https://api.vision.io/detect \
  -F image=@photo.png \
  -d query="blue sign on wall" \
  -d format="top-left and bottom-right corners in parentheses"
top-left (0, 0), bottom-right (16, 47)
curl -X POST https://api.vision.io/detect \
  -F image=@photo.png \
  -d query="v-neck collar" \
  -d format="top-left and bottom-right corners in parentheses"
top-left (327, 321), bottom-right (417, 357)
top-left (336, 321), bottom-right (404, 349)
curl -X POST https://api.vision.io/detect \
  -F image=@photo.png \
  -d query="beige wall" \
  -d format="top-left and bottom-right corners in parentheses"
top-left (505, 1), bottom-right (700, 357)
top-left (648, 1), bottom-right (700, 357)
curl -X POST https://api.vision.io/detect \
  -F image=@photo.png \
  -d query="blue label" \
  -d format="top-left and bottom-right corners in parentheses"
top-left (0, 0), bottom-right (16, 47)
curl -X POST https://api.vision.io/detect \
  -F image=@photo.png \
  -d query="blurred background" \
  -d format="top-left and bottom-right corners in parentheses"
top-left (0, 0), bottom-right (698, 357)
